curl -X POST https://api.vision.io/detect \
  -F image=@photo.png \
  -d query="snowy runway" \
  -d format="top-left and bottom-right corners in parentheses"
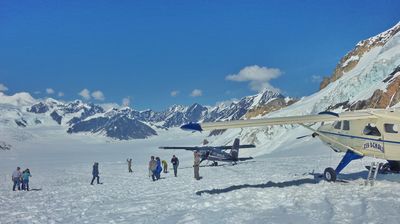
top-left (1, 132), bottom-right (400, 224)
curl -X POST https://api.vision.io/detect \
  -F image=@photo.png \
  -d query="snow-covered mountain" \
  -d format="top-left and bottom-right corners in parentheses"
top-left (210, 22), bottom-right (400, 154)
top-left (1, 22), bottom-right (399, 145)
top-left (0, 89), bottom-right (287, 140)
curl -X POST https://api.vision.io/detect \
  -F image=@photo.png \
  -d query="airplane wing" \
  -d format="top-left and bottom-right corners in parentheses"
top-left (181, 111), bottom-right (377, 131)
top-left (159, 146), bottom-right (201, 151)
top-left (300, 124), bottom-right (364, 156)
top-left (219, 144), bottom-right (256, 149)
top-left (159, 145), bottom-right (255, 150)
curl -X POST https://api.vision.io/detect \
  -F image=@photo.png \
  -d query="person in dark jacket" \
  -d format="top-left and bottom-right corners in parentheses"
top-left (171, 155), bottom-right (179, 177)
top-left (155, 157), bottom-right (162, 180)
top-left (127, 158), bottom-right (133, 173)
top-left (91, 162), bottom-right (101, 185)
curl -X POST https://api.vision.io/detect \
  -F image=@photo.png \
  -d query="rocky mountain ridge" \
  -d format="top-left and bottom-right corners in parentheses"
top-left (0, 89), bottom-right (289, 140)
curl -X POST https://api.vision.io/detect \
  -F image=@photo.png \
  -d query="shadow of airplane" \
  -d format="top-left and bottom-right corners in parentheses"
top-left (196, 169), bottom-right (400, 196)
top-left (180, 160), bottom-right (258, 170)
top-left (196, 176), bottom-right (323, 196)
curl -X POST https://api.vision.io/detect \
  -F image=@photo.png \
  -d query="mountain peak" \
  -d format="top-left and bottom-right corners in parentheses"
top-left (320, 21), bottom-right (400, 90)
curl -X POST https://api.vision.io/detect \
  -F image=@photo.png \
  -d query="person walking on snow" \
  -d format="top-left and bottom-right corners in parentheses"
top-left (194, 151), bottom-right (201, 180)
top-left (148, 156), bottom-right (157, 181)
top-left (127, 158), bottom-right (133, 173)
top-left (91, 162), bottom-right (101, 185)
top-left (171, 155), bottom-right (179, 177)
top-left (12, 167), bottom-right (22, 191)
top-left (155, 157), bottom-right (162, 180)
top-left (22, 169), bottom-right (32, 191)
top-left (162, 160), bottom-right (168, 173)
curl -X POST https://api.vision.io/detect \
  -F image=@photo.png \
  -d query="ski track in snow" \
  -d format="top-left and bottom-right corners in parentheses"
top-left (2, 130), bottom-right (400, 224)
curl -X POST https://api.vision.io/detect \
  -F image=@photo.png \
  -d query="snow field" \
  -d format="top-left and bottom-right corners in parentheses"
top-left (2, 130), bottom-right (400, 224)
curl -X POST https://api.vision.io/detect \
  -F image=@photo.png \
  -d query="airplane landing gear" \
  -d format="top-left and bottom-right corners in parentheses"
top-left (323, 150), bottom-right (363, 182)
top-left (323, 167), bottom-right (336, 182)
top-left (211, 161), bottom-right (218, 166)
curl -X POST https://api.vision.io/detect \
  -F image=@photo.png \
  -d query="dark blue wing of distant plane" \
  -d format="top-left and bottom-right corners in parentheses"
top-left (159, 146), bottom-right (201, 151)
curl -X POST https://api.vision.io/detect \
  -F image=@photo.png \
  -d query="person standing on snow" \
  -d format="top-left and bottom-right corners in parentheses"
top-left (155, 157), bottom-right (162, 180)
top-left (22, 169), bottom-right (32, 191)
top-left (148, 156), bottom-right (157, 181)
top-left (194, 151), bottom-right (201, 180)
top-left (171, 155), bottom-right (179, 177)
top-left (12, 167), bottom-right (22, 191)
top-left (127, 158), bottom-right (133, 173)
top-left (162, 160), bottom-right (168, 173)
top-left (91, 162), bottom-right (101, 185)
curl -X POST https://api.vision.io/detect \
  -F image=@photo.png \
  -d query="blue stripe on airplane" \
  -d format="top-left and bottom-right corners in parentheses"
top-left (319, 131), bottom-right (400, 145)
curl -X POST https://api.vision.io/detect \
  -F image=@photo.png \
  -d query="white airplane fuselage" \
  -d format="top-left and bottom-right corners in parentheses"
top-left (317, 117), bottom-right (400, 161)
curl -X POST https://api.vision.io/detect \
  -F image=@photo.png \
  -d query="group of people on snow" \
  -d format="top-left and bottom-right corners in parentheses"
top-left (87, 154), bottom-right (181, 186)
top-left (10, 152), bottom-right (197, 190)
top-left (9, 153), bottom-right (197, 191)
top-left (148, 155), bottom-right (180, 181)
top-left (11, 167), bottom-right (32, 191)
top-left (89, 152), bottom-right (200, 185)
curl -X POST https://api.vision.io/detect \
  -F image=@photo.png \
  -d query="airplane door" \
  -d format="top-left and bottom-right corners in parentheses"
top-left (359, 122), bottom-right (385, 158)
top-left (381, 122), bottom-right (400, 160)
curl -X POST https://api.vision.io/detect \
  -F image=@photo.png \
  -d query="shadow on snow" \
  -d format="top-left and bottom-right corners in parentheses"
top-left (196, 177), bottom-right (322, 196)
top-left (195, 170), bottom-right (380, 196)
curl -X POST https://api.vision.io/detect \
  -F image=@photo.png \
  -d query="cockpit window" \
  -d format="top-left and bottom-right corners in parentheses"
top-left (363, 123), bottom-right (381, 136)
top-left (333, 121), bottom-right (342, 130)
top-left (384, 123), bottom-right (398, 134)
top-left (343, 120), bottom-right (350, 131)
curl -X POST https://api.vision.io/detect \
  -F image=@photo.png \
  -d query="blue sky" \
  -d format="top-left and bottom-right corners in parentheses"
top-left (0, 0), bottom-right (399, 110)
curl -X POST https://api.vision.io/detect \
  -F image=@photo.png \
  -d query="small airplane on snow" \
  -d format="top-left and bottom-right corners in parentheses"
top-left (159, 138), bottom-right (255, 166)
top-left (181, 109), bottom-right (400, 182)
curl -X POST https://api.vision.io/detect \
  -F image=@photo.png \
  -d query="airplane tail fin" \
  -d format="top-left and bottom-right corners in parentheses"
top-left (230, 138), bottom-right (240, 161)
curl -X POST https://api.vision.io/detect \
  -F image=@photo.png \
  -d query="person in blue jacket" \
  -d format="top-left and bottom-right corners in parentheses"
top-left (155, 157), bottom-right (162, 180)
top-left (91, 162), bottom-right (101, 185)
top-left (22, 169), bottom-right (32, 191)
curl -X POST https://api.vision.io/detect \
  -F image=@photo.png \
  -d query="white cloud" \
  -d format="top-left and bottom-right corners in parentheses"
top-left (170, 90), bottom-right (179, 97)
top-left (46, 88), bottom-right (55, 94)
top-left (226, 65), bottom-right (282, 92)
top-left (0, 83), bottom-right (8, 92)
top-left (122, 97), bottom-right (131, 107)
top-left (311, 75), bottom-right (323, 83)
top-left (58, 92), bottom-right (64, 97)
top-left (33, 91), bottom-right (41, 94)
top-left (79, 88), bottom-right (91, 100)
top-left (91, 90), bottom-right (105, 101)
top-left (190, 89), bottom-right (202, 97)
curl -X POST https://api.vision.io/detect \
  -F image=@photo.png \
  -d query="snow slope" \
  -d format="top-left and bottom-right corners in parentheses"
top-left (1, 127), bottom-right (400, 224)
top-left (211, 22), bottom-right (400, 155)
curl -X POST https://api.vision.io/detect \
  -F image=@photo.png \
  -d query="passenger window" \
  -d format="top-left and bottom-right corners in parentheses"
top-left (384, 123), bottom-right (398, 134)
top-left (333, 121), bottom-right (342, 130)
top-left (363, 123), bottom-right (381, 136)
top-left (343, 120), bottom-right (350, 131)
